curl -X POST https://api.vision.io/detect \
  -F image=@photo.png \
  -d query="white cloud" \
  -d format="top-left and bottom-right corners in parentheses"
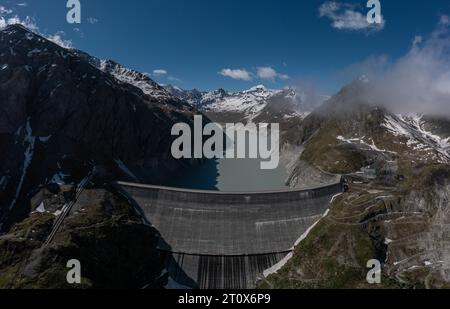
top-left (73, 27), bottom-right (84, 38)
top-left (167, 75), bottom-right (182, 83)
top-left (47, 32), bottom-right (73, 49)
top-left (412, 35), bottom-right (423, 48)
top-left (0, 5), bottom-right (37, 32)
top-left (16, 3), bottom-right (27, 7)
top-left (440, 15), bottom-right (450, 26)
top-left (0, 6), bottom-right (12, 14)
top-left (148, 70), bottom-right (182, 84)
top-left (0, 15), bottom-right (38, 32)
top-left (219, 67), bottom-right (289, 82)
top-left (153, 69), bottom-right (167, 76)
top-left (256, 67), bottom-right (277, 79)
top-left (319, 1), bottom-right (385, 33)
top-left (348, 16), bottom-right (450, 117)
top-left (87, 17), bottom-right (99, 24)
top-left (219, 68), bottom-right (253, 81)
top-left (0, 6), bottom-right (73, 49)
top-left (257, 66), bottom-right (289, 81)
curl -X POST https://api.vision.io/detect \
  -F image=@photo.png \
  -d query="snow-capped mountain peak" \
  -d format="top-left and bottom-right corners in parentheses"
top-left (72, 51), bottom-right (177, 102)
top-left (246, 84), bottom-right (268, 92)
top-left (383, 113), bottom-right (450, 163)
top-left (164, 84), bottom-right (328, 123)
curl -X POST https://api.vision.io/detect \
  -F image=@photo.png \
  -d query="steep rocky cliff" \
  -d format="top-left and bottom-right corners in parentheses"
top-left (0, 25), bottom-right (199, 231)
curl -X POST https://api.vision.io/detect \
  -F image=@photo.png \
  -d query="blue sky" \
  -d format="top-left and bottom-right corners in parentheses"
top-left (1, 0), bottom-right (450, 94)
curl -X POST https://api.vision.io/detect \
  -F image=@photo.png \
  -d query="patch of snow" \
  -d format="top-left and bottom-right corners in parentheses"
top-left (39, 135), bottom-right (52, 143)
top-left (283, 111), bottom-right (310, 120)
top-left (27, 48), bottom-right (41, 57)
top-left (293, 209), bottom-right (330, 248)
top-left (330, 193), bottom-right (342, 204)
top-left (9, 118), bottom-right (35, 210)
top-left (404, 114), bottom-right (450, 159)
top-left (0, 176), bottom-right (7, 191)
top-left (36, 202), bottom-right (46, 213)
top-left (383, 114), bottom-right (450, 162)
top-left (49, 83), bottom-right (62, 97)
top-left (383, 115), bottom-right (412, 137)
top-left (263, 209), bottom-right (330, 277)
top-left (337, 135), bottom-right (396, 154)
top-left (201, 86), bottom-right (278, 117)
top-left (263, 252), bottom-right (294, 278)
top-left (51, 172), bottom-right (67, 185)
top-left (367, 139), bottom-right (395, 153)
top-left (99, 59), bottom-right (108, 71)
top-left (95, 60), bottom-right (173, 100)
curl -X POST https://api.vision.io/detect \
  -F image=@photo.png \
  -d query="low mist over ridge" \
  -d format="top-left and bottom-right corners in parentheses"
top-left (346, 16), bottom-right (450, 117)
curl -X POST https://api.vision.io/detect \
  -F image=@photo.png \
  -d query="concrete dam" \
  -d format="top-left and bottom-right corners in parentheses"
top-left (118, 181), bottom-right (343, 289)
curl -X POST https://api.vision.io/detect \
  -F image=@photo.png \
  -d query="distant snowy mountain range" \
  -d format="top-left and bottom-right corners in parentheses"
top-left (48, 42), bottom-right (450, 162)
top-left (72, 50), bottom-right (330, 123)
top-left (164, 84), bottom-right (330, 123)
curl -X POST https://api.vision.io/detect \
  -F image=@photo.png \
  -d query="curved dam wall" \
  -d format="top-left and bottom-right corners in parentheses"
top-left (117, 181), bottom-right (343, 289)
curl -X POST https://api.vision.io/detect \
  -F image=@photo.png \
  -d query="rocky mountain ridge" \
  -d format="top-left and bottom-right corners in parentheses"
top-left (164, 84), bottom-right (329, 123)
top-left (261, 79), bottom-right (450, 289)
top-left (0, 24), bottom-right (199, 231)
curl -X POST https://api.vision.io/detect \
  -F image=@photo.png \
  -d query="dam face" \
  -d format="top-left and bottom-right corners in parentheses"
top-left (118, 182), bottom-right (343, 289)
